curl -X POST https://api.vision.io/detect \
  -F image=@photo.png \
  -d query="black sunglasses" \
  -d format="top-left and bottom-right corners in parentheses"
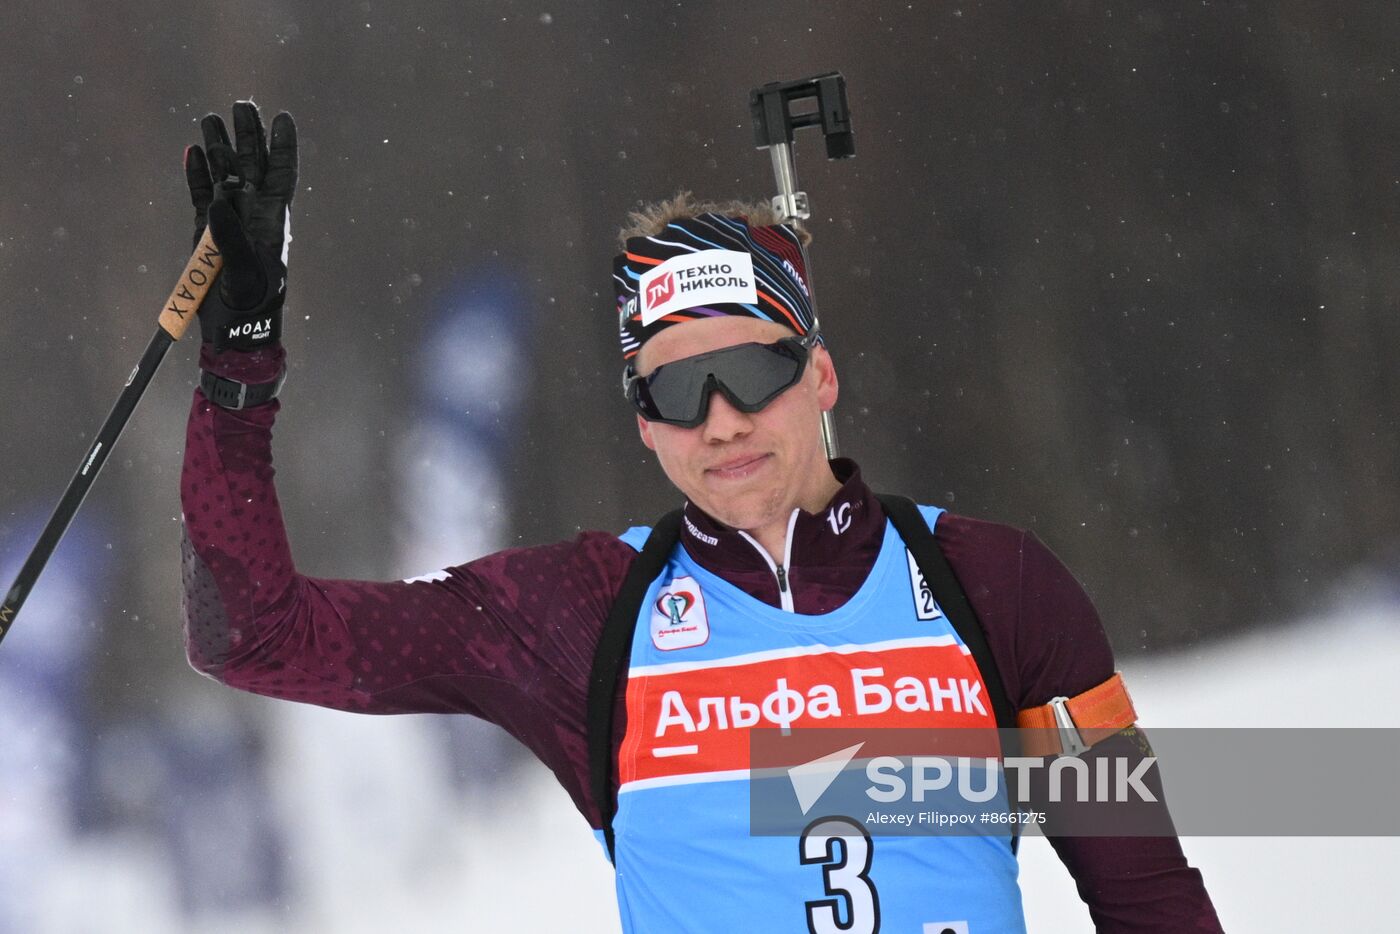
top-left (623, 331), bottom-right (821, 428)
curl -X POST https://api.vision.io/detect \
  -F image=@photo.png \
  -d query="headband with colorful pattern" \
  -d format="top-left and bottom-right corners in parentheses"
top-left (613, 213), bottom-right (815, 360)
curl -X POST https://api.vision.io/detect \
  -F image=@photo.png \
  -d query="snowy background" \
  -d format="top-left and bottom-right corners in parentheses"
top-left (5, 594), bottom-right (1397, 932)
top-left (2, 2), bottom-right (1398, 931)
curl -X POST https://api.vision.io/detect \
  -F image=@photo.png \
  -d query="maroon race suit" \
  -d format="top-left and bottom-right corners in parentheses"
top-left (181, 345), bottom-right (1222, 932)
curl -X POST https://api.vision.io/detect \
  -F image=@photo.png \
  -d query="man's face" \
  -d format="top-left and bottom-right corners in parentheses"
top-left (635, 316), bottom-right (839, 534)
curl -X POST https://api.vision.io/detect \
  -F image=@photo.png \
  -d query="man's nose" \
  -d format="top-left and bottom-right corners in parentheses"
top-left (701, 390), bottom-right (754, 442)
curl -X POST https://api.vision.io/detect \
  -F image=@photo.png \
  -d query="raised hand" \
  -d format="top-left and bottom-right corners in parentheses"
top-left (184, 101), bottom-right (297, 351)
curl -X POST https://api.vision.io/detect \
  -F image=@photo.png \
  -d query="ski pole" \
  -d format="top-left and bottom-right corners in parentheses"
top-left (749, 72), bottom-right (855, 460)
top-left (0, 227), bottom-right (221, 648)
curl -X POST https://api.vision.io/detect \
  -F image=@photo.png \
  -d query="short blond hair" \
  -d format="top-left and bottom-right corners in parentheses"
top-left (616, 191), bottom-right (811, 249)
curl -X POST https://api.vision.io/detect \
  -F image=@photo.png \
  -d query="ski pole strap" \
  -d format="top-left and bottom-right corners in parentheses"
top-left (588, 508), bottom-right (685, 864)
top-left (1016, 672), bottom-right (1137, 757)
top-left (874, 494), bottom-right (1019, 736)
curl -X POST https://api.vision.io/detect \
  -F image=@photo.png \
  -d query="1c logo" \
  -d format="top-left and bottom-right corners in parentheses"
top-left (827, 502), bottom-right (853, 535)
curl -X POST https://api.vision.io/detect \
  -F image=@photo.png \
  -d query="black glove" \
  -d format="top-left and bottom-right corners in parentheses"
top-left (184, 101), bottom-right (297, 352)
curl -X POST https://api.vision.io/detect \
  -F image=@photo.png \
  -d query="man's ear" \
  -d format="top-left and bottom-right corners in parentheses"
top-left (637, 413), bottom-right (658, 451)
top-left (811, 345), bottom-right (839, 412)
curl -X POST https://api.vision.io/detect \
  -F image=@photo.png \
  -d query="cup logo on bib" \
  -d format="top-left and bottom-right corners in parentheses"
top-left (650, 576), bottom-right (710, 650)
top-left (657, 590), bottom-right (695, 622)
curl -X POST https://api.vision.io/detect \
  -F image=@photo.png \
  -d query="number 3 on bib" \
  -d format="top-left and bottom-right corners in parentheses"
top-left (799, 816), bottom-right (881, 934)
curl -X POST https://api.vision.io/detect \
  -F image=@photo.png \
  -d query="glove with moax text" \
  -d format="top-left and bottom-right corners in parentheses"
top-left (184, 101), bottom-right (297, 353)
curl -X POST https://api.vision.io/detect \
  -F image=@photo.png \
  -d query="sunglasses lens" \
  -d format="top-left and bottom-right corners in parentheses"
top-left (712, 342), bottom-right (803, 408)
top-left (629, 337), bottom-right (811, 427)
top-left (633, 365), bottom-right (710, 425)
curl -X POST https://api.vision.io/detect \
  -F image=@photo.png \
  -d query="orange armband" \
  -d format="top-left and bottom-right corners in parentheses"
top-left (1016, 672), bottom-right (1137, 757)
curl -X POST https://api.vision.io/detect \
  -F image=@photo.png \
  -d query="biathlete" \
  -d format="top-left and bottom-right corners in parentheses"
top-left (179, 101), bottom-right (1221, 933)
